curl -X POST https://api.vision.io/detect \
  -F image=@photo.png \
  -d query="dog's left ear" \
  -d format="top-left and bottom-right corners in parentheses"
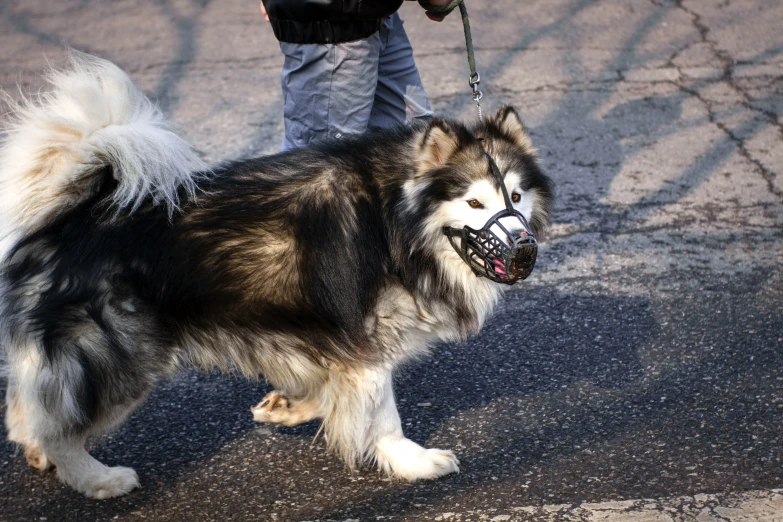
top-left (491, 106), bottom-right (536, 154)
top-left (417, 119), bottom-right (461, 170)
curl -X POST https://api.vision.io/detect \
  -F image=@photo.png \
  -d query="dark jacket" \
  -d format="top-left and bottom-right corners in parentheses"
top-left (261, 0), bottom-right (405, 44)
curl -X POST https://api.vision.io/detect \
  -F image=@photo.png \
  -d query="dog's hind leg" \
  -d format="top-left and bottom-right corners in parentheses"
top-left (33, 376), bottom-right (142, 499)
top-left (10, 343), bottom-right (143, 499)
top-left (323, 365), bottom-right (459, 481)
top-left (5, 379), bottom-right (51, 471)
top-left (41, 434), bottom-right (140, 499)
top-left (7, 298), bottom-right (172, 498)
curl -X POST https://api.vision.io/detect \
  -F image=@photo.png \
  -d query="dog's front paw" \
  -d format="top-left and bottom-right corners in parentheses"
top-left (71, 466), bottom-right (140, 499)
top-left (251, 391), bottom-right (320, 427)
top-left (375, 437), bottom-right (460, 481)
top-left (407, 448), bottom-right (460, 480)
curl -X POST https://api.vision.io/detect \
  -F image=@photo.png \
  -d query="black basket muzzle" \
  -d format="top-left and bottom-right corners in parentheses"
top-left (442, 152), bottom-right (539, 285)
top-left (444, 209), bottom-right (537, 284)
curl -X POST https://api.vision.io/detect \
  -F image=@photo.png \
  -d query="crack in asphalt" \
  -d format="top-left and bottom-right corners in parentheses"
top-left (1, 1), bottom-right (781, 519)
top-left (674, 0), bottom-right (783, 200)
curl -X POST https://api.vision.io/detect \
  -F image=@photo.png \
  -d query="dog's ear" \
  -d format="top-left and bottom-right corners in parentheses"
top-left (491, 106), bottom-right (535, 154)
top-left (417, 119), bottom-right (461, 169)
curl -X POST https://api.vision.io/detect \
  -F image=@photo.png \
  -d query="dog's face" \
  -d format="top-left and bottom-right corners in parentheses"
top-left (406, 107), bottom-right (553, 284)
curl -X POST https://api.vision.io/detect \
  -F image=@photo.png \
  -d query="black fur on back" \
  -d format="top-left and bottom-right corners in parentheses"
top-left (2, 117), bottom-right (552, 430)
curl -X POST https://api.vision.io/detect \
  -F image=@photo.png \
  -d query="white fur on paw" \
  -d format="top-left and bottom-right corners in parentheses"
top-left (251, 391), bottom-right (288, 422)
top-left (79, 466), bottom-right (140, 499)
top-left (251, 391), bottom-right (315, 427)
top-left (376, 437), bottom-right (460, 481)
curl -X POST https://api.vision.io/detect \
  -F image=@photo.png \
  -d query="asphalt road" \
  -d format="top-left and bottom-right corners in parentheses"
top-left (1, 0), bottom-right (782, 520)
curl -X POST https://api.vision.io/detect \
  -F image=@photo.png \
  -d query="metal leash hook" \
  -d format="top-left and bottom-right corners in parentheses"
top-left (457, 1), bottom-right (483, 120)
top-left (419, 0), bottom-right (483, 119)
top-left (469, 71), bottom-right (483, 120)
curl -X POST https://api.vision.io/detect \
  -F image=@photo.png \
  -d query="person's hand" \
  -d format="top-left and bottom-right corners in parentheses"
top-left (405, 0), bottom-right (449, 22)
top-left (260, 0), bottom-right (269, 22)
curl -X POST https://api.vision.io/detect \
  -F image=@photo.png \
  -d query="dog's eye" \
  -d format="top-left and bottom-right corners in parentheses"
top-left (467, 199), bottom-right (483, 209)
top-left (511, 192), bottom-right (521, 203)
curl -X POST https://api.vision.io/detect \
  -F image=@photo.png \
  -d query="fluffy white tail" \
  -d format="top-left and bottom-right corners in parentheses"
top-left (0, 52), bottom-right (207, 248)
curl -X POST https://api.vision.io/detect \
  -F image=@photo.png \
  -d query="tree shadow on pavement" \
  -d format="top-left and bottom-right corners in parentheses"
top-left (0, 287), bottom-right (652, 520)
top-left (309, 273), bottom-right (783, 521)
top-left (1, 1), bottom-right (781, 520)
top-left (394, 289), bottom-right (653, 427)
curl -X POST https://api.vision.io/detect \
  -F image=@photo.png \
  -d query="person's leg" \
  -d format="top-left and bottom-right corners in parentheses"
top-left (279, 36), bottom-right (382, 151)
top-left (369, 13), bottom-right (434, 131)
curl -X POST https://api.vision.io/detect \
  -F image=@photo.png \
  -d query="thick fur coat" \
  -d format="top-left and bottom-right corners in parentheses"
top-left (0, 54), bottom-right (553, 498)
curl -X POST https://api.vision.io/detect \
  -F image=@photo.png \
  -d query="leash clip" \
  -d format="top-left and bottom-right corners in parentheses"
top-left (469, 72), bottom-right (482, 101)
top-left (469, 72), bottom-right (483, 119)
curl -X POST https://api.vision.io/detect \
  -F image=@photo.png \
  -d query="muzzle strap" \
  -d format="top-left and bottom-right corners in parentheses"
top-left (486, 152), bottom-right (514, 212)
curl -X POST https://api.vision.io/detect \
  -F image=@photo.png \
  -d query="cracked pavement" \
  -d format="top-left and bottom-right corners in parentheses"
top-left (0, 0), bottom-right (782, 520)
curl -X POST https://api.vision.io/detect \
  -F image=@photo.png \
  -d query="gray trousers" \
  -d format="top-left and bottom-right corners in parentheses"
top-left (279, 13), bottom-right (433, 151)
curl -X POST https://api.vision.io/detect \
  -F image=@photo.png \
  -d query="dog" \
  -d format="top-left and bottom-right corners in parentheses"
top-left (0, 53), bottom-right (553, 498)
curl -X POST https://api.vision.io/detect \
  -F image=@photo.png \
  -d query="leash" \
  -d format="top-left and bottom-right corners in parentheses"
top-left (423, 2), bottom-right (540, 284)
top-left (418, 0), bottom-right (483, 119)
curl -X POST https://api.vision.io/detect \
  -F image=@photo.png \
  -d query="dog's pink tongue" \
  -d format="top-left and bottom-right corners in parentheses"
top-left (491, 257), bottom-right (507, 279)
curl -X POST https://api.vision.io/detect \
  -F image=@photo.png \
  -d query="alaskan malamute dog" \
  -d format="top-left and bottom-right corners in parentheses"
top-left (0, 54), bottom-right (552, 498)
